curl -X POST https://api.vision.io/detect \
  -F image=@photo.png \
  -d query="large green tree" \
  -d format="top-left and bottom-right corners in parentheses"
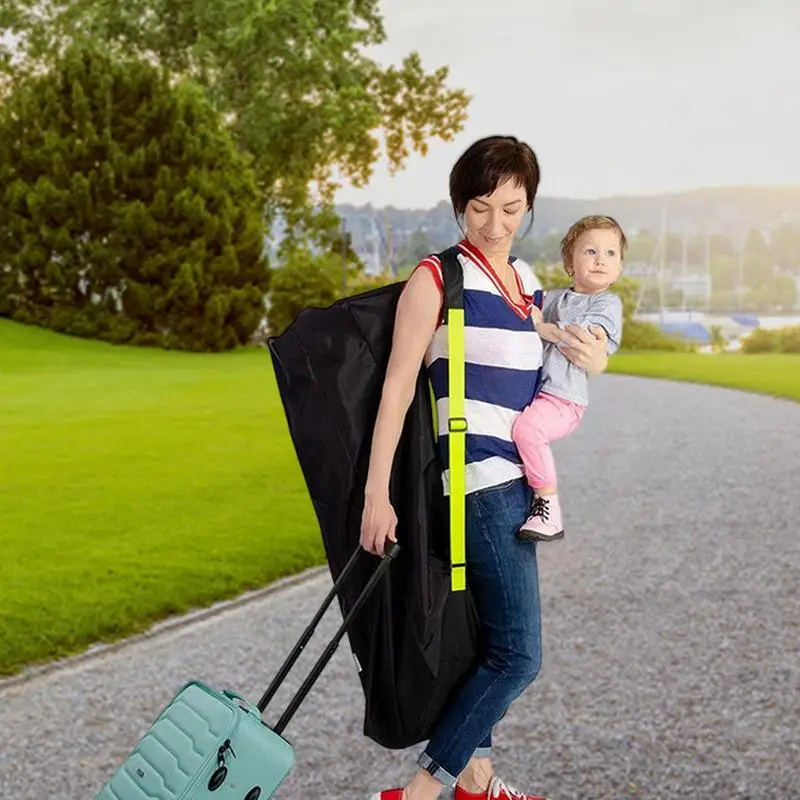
top-left (1, 0), bottom-right (470, 240)
top-left (0, 43), bottom-right (269, 350)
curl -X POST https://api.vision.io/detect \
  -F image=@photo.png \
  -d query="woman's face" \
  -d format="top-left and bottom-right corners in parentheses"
top-left (464, 178), bottom-right (529, 256)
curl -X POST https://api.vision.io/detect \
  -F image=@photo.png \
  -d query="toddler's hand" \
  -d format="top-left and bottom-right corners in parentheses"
top-left (531, 305), bottom-right (543, 326)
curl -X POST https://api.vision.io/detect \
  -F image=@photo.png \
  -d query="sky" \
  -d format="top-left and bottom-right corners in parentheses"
top-left (334, 0), bottom-right (800, 207)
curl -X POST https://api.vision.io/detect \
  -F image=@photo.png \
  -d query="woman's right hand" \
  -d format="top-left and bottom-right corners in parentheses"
top-left (360, 492), bottom-right (398, 557)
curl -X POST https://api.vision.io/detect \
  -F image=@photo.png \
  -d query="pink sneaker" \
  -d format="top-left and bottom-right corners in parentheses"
top-left (455, 775), bottom-right (549, 800)
top-left (518, 495), bottom-right (564, 541)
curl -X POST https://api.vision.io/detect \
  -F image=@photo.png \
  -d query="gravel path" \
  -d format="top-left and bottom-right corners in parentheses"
top-left (1, 375), bottom-right (799, 800)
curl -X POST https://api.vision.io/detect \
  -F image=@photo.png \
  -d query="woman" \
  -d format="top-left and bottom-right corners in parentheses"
top-left (360, 136), bottom-right (610, 800)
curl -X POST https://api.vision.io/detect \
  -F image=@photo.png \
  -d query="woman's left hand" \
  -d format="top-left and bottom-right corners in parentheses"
top-left (556, 324), bottom-right (609, 375)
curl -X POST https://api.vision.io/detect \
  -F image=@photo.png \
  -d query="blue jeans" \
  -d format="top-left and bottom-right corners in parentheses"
top-left (418, 477), bottom-right (542, 786)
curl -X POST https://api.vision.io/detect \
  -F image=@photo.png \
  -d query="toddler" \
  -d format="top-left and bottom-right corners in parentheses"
top-left (512, 215), bottom-right (626, 541)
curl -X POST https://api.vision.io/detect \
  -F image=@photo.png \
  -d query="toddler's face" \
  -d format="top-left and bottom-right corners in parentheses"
top-left (569, 228), bottom-right (623, 293)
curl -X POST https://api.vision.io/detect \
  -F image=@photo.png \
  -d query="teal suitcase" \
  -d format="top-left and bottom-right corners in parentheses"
top-left (94, 543), bottom-right (399, 800)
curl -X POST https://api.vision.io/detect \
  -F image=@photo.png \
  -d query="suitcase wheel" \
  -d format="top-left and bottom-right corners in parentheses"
top-left (208, 766), bottom-right (227, 791)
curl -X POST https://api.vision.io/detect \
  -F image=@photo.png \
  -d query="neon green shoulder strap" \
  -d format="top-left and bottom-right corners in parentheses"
top-left (439, 248), bottom-right (466, 592)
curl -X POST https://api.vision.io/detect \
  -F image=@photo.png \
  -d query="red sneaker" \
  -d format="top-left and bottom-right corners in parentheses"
top-left (368, 791), bottom-right (404, 800)
top-left (455, 775), bottom-right (548, 800)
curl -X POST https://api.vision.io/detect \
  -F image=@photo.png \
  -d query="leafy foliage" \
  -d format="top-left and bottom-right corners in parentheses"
top-left (267, 249), bottom-right (340, 337)
top-left (1, 0), bottom-right (470, 240)
top-left (0, 43), bottom-right (269, 350)
top-left (618, 320), bottom-right (694, 352)
top-left (741, 326), bottom-right (800, 354)
top-left (267, 244), bottom-right (400, 336)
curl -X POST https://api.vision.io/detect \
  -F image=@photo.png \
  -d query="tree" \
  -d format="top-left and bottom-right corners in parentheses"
top-left (511, 236), bottom-right (541, 265)
top-left (345, 270), bottom-right (400, 297)
top-left (623, 230), bottom-right (682, 268)
top-left (744, 228), bottom-right (770, 259)
top-left (267, 248), bottom-right (340, 336)
top-left (664, 232), bottom-right (684, 264)
top-left (534, 265), bottom-right (572, 291)
top-left (610, 276), bottom-right (641, 328)
top-left (709, 325), bottom-right (726, 353)
top-left (399, 229), bottom-right (434, 267)
top-left (266, 244), bottom-right (399, 336)
top-left (741, 325), bottom-right (800, 354)
top-left (304, 204), bottom-right (364, 289)
top-left (639, 284), bottom-right (683, 312)
top-left (769, 222), bottom-right (800, 270)
top-left (0, 43), bottom-right (269, 350)
top-left (743, 253), bottom-right (773, 293)
top-left (709, 254), bottom-right (737, 310)
top-left (1, 0), bottom-right (470, 244)
top-left (746, 274), bottom-right (797, 312)
top-left (709, 233), bottom-right (735, 259)
top-left (539, 232), bottom-right (564, 264)
top-left (625, 230), bottom-right (658, 264)
top-left (685, 234), bottom-right (708, 265)
top-left (681, 233), bottom-right (735, 267)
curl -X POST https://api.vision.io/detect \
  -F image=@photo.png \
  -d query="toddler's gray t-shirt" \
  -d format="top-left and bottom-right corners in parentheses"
top-left (538, 287), bottom-right (623, 406)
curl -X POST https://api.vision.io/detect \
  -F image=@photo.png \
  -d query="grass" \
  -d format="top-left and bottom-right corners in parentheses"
top-left (2, 319), bottom-right (798, 679)
top-left (609, 351), bottom-right (800, 404)
top-left (0, 318), bottom-right (322, 678)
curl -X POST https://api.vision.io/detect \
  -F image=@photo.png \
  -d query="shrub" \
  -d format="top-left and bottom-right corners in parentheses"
top-left (741, 325), bottom-right (800, 354)
top-left (0, 43), bottom-right (269, 351)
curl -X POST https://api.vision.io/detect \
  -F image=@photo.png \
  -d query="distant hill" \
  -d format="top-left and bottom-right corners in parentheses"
top-left (336, 186), bottom-right (800, 267)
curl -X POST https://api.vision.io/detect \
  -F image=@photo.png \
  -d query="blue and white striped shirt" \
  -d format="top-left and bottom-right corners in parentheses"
top-left (416, 239), bottom-right (543, 495)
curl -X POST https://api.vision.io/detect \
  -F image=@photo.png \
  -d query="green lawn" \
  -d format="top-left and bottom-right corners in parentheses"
top-left (2, 320), bottom-right (798, 679)
top-left (609, 351), bottom-right (800, 403)
top-left (0, 318), bottom-right (322, 677)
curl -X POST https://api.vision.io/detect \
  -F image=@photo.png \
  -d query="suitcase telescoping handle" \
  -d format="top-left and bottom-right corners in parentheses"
top-left (256, 541), bottom-right (400, 736)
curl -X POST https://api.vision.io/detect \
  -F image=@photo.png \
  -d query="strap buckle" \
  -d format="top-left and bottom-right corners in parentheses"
top-left (450, 562), bottom-right (467, 591)
top-left (448, 416), bottom-right (467, 433)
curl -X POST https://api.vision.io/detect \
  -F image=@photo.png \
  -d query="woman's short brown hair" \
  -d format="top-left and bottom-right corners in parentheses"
top-left (560, 215), bottom-right (628, 275)
top-left (449, 136), bottom-right (541, 219)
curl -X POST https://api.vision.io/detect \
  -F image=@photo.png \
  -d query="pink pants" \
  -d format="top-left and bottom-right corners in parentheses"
top-left (512, 391), bottom-right (585, 491)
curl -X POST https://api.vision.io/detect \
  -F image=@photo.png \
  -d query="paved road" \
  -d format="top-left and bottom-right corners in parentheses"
top-left (1, 375), bottom-right (799, 799)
